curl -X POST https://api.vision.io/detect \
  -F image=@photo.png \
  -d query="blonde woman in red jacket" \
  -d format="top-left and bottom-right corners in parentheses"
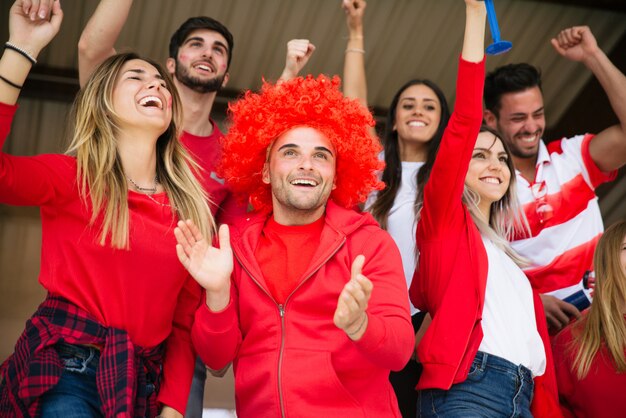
top-left (408, 1), bottom-right (561, 417)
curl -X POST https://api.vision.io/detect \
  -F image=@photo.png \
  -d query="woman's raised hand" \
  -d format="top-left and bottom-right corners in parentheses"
top-left (9, 0), bottom-right (63, 58)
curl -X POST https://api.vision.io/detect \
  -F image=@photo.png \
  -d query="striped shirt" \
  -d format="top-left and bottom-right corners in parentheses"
top-left (511, 134), bottom-right (616, 298)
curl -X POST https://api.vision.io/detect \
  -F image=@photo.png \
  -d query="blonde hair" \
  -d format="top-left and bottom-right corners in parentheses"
top-left (415, 126), bottom-right (529, 265)
top-left (573, 220), bottom-right (626, 379)
top-left (66, 52), bottom-right (214, 248)
top-left (469, 127), bottom-right (529, 266)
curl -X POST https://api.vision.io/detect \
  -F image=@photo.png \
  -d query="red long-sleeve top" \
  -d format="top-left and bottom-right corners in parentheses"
top-left (0, 102), bottom-right (198, 413)
top-left (553, 318), bottom-right (626, 418)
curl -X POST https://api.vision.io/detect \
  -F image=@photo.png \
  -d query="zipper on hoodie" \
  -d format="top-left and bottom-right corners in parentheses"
top-left (277, 304), bottom-right (286, 418)
top-left (276, 236), bottom-right (346, 417)
top-left (235, 235), bottom-right (347, 418)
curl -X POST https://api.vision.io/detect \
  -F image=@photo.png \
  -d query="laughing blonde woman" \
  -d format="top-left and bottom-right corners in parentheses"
top-left (0, 1), bottom-right (213, 417)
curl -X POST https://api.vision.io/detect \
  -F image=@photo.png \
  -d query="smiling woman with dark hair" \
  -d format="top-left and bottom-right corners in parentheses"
top-left (340, 2), bottom-right (452, 413)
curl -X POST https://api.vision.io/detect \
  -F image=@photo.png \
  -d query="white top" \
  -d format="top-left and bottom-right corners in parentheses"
top-left (478, 237), bottom-right (546, 377)
top-left (365, 159), bottom-right (423, 316)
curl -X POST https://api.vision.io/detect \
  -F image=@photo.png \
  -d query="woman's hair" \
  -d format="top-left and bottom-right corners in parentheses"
top-left (66, 52), bottom-right (214, 249)
top-left (368, 79), bottom-right (450, 230)
top-left (417, 125), bottom-right (529, 265)
top-left (466, 126), bottom-right (529, 265)
top-left (573, 220), bottom-right (626, 379)
top-left (219, 74), bottom-right (383, 212)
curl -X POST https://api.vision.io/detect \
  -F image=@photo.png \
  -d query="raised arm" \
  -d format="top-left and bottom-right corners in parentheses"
top-left (551, 26), bottom-right (626, 173)
top-left (18, 0), bottom-right (54, 21)
top-left (418, 0), bottom-right (486, 233)
top-left (341, 0), bottom-right (367, 108)
top-left (77, 0), bottom-right (133, 87)
top-left (0, 0), bottom-right (62, 105)
top-left (278, 39), bottom-right (315, 82)
top-left (342, 0), bottom-right (378, 138)
top-left (410, 0), bottom-right (486, 311)
top-left (462, 0), bottom-right (486, 63)
top-left (1, 1), bottom-right (65, 208)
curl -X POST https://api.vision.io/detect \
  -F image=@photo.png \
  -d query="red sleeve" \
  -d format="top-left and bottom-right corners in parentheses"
top-left (0, 102), bottom-right (15, 146)
top-left (157, 276), bottom-right (202, 414)
top-left (552, 326), bottom-right (578, 418)
top-left (580, 133), bottom-right (617, 188)
top-left (530, 290), bottom-right (563, 417)
top-left (417, 57), bottom-right (485, 242)
top-left (0, 102), bottom-right (75, 206)
top-left (410, 57), bottom-right (485, 308)
top-left (352, 229), bottom-right (415, 371)
top-left (191, 277), bottom-right (242, 371)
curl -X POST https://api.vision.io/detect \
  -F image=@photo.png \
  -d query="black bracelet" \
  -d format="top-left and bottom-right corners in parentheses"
top-left (0, 74), bottom-right (22, 89)
top-left (4, 42), bottom-right (37, 65)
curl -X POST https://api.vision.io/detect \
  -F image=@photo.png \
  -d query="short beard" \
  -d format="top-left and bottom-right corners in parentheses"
top-left (175, 62), bottom-right (225, 94)
top-left (497, 122), bottom-right (542, 160)
top-left (509, 144), bottom-right (538, 160)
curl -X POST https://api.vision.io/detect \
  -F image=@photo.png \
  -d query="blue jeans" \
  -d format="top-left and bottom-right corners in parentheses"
top-left (39, 342), bottom-right (156, 417)
top-left (418, 351), bottom-right (534, 418)
top-left (39, 342), bottom-right (103, 417)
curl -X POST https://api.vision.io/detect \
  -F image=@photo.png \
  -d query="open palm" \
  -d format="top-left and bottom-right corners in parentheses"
top-left (175, 221), bottom-right (233, 293)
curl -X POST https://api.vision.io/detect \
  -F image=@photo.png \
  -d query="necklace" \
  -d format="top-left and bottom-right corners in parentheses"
top-left (127, 175), bottom-right (158, 194)
top-left (144, 192), bottom-right (175, 210)
top-left (127, 174), bottom-right (176, 210)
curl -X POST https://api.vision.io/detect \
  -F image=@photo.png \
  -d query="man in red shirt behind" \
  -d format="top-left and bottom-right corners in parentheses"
top-left (174, 75), bottom-right (415, 418)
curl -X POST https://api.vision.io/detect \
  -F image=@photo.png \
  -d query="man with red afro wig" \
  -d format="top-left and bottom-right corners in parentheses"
top-left (175, 75), bottom-right (415, 417)
top-left (220, 74), bottom-right (384, 212)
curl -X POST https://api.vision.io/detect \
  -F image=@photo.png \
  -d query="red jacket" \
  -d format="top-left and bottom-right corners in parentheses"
top-left (192, 201), bottom-right (415, 418)
top-left (408, 58), bottom-right (561, 417)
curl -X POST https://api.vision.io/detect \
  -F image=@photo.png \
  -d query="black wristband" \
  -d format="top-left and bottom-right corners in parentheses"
top-left (0, 74), bottom-right (22, 89)
top-left (4, 42), bottom-right (37, 65)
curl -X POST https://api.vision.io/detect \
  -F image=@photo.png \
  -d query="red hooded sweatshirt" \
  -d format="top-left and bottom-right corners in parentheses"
top-left (193, 201), bottom-right (415, 418)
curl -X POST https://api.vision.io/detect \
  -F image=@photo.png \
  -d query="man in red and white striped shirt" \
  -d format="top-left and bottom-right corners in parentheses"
top-left (483, 26), bottom-right (626, 334)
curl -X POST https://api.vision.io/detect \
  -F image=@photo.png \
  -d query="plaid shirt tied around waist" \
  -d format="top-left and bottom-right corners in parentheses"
top-left (0, 294), bottom-right (163, 417)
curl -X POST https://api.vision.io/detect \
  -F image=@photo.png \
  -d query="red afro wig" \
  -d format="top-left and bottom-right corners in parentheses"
top-left (219, 74), bottom-right (384, 212)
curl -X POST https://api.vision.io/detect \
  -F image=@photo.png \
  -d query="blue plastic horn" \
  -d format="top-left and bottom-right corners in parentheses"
top-left (484, 0), bottom-right (512, 55)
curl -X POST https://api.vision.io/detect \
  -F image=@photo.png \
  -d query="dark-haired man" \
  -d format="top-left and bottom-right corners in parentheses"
top-left (78, 2), bottom-right (245, 417)
top-left (79, 2), bottom-right (244, 224)
top-left (484, 26), bottom-right (626, 334)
